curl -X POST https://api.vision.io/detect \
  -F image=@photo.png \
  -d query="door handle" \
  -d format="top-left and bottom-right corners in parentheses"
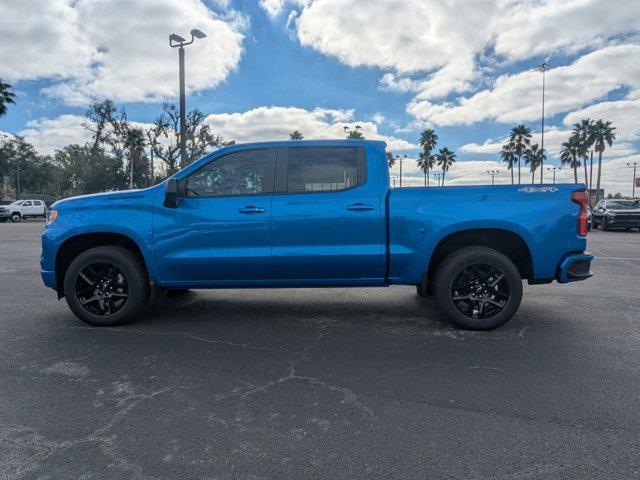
top-left (238, 206), bottom-right (266, 214)
top-left (346, 203), bottom-right (375, 212)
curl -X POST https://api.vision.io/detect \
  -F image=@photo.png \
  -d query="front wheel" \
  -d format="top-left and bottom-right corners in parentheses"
top-left (433, 247), bottom-right (523, 330)
top-left (10, 213), bottom-right (21, 223)
top-left (63, 246), bottom-right (149, 326)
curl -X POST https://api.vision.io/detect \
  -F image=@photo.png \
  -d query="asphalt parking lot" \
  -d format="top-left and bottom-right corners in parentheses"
top-left (1, 221), bottom-right (639, 479)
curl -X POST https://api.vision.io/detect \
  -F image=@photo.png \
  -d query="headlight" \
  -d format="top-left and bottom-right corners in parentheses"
top-left (46, 209), bottom-right (58, 226)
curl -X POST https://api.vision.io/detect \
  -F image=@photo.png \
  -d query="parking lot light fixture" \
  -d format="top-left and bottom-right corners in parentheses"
top-left (487, 170), bottom-right (500, 186)
top-left (546, 166), bottom-right (561, 184)
top-left (169, 28), bottom-right (207, 168)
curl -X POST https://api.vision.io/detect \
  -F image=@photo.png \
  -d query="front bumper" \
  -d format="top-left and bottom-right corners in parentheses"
top-left (557, 253), bottom-right (594, 283)
top-left (41, 270), bottom-right (57, 289)
top-left (604, 216), bottom-right (640, 228)
top-left (0, 210), bottom-right (10, 220)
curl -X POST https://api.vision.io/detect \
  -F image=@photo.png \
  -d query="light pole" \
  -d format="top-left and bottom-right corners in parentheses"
top-left (539, 62), bottom-right (549, 184)
top-left (433, 172), bottom-right (443, 187)
top-left (546, 166), bottom-right (561, 184)
top-left (628, 162), bottom-right (638, 198)
top-left (486, 170), bottom-right (500, 186)
top-left (390, 175), bottom-right (398, 188)
top-left (395, 154), bottom-right (407, 187)
top-left (169, 28), bottom-right (207, 169)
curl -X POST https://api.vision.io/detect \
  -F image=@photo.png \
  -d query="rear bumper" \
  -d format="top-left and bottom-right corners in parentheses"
top-left (557, 253), bottom-right (594, 283)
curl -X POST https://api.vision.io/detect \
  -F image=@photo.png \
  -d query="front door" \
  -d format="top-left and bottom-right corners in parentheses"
top-left (154, 148), bottom-right (276, 285)
top-left (270, 145), bottom-right (385, 283)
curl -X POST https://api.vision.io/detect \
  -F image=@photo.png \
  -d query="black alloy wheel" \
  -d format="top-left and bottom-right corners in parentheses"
top-left (75, 262), bottom-right (129, 316)
top-left (64, 245), bottom-right (149, 326)
top-left (451, 263), bottom-right (509, 320)
top-left (433, 246), bottom-right (523, 330)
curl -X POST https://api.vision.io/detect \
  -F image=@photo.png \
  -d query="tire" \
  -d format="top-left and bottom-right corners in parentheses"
top-left (63, 246), bottom-right (149, 326)
top-left (10, 212), bottom-right (21, 223)
top-left (433, 246), bottom-right (523, 330)
top-left (416, 284), bottom-right (427, 298)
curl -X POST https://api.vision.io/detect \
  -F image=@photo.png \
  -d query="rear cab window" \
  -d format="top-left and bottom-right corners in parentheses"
top-left (279, 146), bottom-right (366, 193)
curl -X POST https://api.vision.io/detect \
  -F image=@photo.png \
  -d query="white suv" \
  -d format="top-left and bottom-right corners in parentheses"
top-left (0, 200), bottom-right (47, 223)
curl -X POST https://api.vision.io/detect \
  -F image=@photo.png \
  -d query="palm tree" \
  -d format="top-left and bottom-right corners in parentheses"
top-left (559, 136), bottom-right (581, 183)
top-left (419, 129), bottom-right (438, 186)
top-left (386, 151), bottom-right (396, 168)
top-left (524, 144), bottom-right (545, 184)
top-left (500, 143), bottom-right (517, 185)
top-left (572, 119), bottom-right (594, 186)
top-left (0, 78), bottom-right (16, 118)
top-left (508, 125), bottom-right (532, 184)
top-left (591, 119), bottom-right (616, 202)
top-left (436, 147), bottom-right (456, 186)
top-left (289, 130), bottom-right (304, 140)
top-left (416, 152), bottom-right (436, 186)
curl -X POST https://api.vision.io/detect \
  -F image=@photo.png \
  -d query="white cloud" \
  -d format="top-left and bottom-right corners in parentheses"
top-left (494, 0), bottom-right (640, 61)
top-left (19, 115), bottom-right (92, 154)
top-left (1, 0), bottom-right (246, 105)
top-left (205, 106), bottom-right (417, 151)
top-left (563, 99), bottom-right (640, 142)
top-left (409, 44), bottom-right (640, 126)
top-left (267, 1), bottom-right (640, 125)
top-left (0, 0), bottom-right (93, 82)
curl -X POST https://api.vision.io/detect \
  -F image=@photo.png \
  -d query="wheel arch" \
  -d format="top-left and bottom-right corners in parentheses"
top-left (55, 232), bottom-right (150, 298)
top-left (423, 227), bottom-right (534, 293)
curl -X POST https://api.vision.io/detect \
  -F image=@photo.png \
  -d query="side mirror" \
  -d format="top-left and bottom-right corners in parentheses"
top-left (164, 179), bottom-right (179, 208)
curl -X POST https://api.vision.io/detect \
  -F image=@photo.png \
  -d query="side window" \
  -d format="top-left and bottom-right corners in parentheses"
top-left (286, 147), bottom-right (363, 193)
top-left (185, 149), bottom-right (270, 197)
top-left (23, 201), bottom-right (33, 206)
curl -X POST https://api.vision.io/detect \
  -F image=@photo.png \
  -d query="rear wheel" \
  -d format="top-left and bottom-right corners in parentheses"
top-left (433, 246), bottom-right (523, 330)
top-left (63, 246), bottom-right (149, 326)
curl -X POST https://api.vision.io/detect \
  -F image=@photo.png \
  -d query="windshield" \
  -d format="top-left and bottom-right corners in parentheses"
top-left (10, 200), bottom-right (23, 205)
top-left (608, 200), bottom-right (639, 210)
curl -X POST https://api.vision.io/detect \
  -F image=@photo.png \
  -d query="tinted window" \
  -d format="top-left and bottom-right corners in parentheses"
top-left (23, 201), bottom-right (32, 206)
top-left (607, 200), bottom-right (639, 210)
top-left (185, 149), bottom-right (270, 197)
top-left (286, 147), bottom-right (361, 193)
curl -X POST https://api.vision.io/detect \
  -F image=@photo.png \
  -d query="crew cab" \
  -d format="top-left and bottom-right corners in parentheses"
top-left (41, 140), bottom-right (593, 330)
top-left (591, 199), bottom-right (640, 231)
top-left (0, 199), bottom-right (47, 222)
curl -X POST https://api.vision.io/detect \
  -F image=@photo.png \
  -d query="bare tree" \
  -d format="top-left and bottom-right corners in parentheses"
top-left (149, 103), bottom-right (225, 174)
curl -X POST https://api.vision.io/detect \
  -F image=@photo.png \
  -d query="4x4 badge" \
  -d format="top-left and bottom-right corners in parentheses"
top-left (518, 186), bottom-right (559, 193)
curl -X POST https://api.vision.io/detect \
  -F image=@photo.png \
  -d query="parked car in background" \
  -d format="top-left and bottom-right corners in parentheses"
top-left (41, 140), bottom-right (593, 330)
top-left (0, 200), bottom-right (47, 223)
top-left (592, 199), bottom-right (640, 231)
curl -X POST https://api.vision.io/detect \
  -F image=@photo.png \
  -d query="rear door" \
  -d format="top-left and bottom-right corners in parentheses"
top-left (270, 145), bottom-right (385, 283)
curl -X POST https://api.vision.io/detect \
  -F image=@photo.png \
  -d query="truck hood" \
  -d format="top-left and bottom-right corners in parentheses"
top-left (606, 208), bottom-right (640, 214)
top-left (51, 185), bottom-right (163, 209)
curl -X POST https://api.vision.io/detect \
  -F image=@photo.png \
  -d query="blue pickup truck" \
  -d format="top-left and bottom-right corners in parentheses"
top-left (41, 140), bottom-right (593, 330)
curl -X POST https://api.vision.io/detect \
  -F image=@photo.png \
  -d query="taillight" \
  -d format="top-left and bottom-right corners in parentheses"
top-left (572, 191), bottom-right (589, 236)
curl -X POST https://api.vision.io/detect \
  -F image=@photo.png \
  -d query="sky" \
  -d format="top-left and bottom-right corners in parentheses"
top-left (1, 0), bottom-right (639, 195)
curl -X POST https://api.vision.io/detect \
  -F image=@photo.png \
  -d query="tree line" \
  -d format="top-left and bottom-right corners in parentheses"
top-left (0, 84), bottom-right (225, 200)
